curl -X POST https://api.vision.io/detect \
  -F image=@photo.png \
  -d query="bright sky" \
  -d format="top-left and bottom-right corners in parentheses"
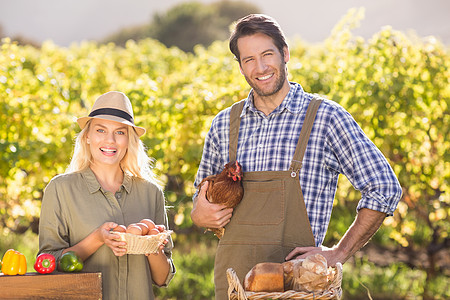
top-left (1, 0), bottom-right (449, 46)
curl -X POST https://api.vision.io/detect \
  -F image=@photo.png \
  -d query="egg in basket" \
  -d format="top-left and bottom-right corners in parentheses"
top-left (112, 219), bottom-right (172, 255)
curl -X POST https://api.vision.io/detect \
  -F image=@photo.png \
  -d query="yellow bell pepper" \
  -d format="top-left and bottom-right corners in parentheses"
top-left (1, 249), bottom-right (27, 275)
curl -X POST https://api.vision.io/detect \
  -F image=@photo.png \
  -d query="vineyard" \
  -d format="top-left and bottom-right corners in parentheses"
top-left (1, 11), bottom-right (449, 299)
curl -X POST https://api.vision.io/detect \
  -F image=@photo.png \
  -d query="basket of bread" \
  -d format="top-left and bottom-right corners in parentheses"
top-left (227, 254), bottom-right (342, 300)
top-left (111, 219), bottom-right (172, 255)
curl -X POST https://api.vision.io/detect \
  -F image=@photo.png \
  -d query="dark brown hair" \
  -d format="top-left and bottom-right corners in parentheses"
top-left (229, 14), bottom-right (288, 63)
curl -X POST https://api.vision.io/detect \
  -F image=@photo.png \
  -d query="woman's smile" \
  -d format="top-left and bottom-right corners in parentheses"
top-left (100, 147), bottom-right (117, 156)
top-left (88, 119), bottom-right (129, 167)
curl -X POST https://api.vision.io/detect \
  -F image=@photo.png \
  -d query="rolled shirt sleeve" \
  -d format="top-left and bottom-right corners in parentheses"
top-left (326, 105), bottom-right (402, 216)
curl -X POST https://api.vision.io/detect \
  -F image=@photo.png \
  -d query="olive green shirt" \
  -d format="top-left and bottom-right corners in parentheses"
top-left (38, 168), bottom-right (175, 300)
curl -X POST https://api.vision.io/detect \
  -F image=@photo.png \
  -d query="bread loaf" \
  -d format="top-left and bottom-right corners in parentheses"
top-left (244, 262), bottom-right (284, 292)
top-left (291, 254), bottom-right (332, 292)
top-left (302, 254), bottom-right (328, 275)
top-left (282, 259), bottom-right (302, 291)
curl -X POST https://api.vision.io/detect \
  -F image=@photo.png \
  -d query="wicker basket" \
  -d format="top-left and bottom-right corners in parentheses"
top-left (227, 263), bottom-right (343, 300)
top-left (113, 230), bottom-right (172, 254)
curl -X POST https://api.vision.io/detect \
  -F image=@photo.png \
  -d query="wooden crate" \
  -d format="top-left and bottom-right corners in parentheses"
top-left (0, 272), bottom-right (102, 299)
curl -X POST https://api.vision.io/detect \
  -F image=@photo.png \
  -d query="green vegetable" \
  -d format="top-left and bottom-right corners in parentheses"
top-left (59, 251), bottom-right (83, 272)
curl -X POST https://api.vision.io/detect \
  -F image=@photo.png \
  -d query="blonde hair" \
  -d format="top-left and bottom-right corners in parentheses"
top-left (66, 120), bottom-right (160, 187)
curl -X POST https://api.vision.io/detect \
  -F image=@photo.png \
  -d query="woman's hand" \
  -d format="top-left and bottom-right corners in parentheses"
top-left (145, 238), bottom-right (169, 257)
top-left (99, 222), bottom-right (127, 257)
top-left (62, 222), bottom-right (127, 261)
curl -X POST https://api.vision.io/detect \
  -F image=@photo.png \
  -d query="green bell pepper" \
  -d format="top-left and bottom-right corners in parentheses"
top-left (59, 251), bottom-right (83, 272)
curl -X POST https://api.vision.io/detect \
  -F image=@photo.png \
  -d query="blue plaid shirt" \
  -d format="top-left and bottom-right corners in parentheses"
top-left (194, 82), bottom-right (402, 246)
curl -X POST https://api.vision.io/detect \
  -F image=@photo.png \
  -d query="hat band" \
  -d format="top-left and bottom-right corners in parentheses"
top-left (89, 108), bottom-right (134, 124)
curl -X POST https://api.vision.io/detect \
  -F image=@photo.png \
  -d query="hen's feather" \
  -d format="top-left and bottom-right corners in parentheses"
top-left (198, 161), bottom-right (244, 238)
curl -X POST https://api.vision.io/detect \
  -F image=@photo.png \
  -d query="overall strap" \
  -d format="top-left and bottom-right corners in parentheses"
top-left (229, 100), bottom-right (245, 162)
top-left (289, 98), bottom-right (323, 176)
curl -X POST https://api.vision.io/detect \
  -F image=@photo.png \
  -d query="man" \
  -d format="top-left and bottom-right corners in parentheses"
top-left (191, 14), bottom-right (402, 299)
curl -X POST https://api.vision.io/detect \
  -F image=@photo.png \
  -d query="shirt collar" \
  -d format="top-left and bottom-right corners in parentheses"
top-left (80, 167), bottom-right (132, 194)
top-left (241, 82), bottom-right (306, 117)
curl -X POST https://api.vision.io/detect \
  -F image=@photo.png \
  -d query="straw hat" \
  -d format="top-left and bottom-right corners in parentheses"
top-left (77, 91), bottom-right (146, 137)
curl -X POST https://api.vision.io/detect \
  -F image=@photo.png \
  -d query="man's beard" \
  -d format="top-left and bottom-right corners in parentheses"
top-left (244, 62), bottom-right (287, 98)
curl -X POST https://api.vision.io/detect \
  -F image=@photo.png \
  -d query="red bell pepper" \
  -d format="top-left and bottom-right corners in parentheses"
top-left (34, 253), bottom-right (56, 274)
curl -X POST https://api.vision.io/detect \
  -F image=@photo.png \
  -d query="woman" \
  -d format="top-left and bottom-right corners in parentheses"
top-left (38, 91), bottom-right (175, 299)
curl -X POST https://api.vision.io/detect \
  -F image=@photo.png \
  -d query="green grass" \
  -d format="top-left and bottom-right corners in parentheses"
top-left (342, 257), bottom-right (449, 300)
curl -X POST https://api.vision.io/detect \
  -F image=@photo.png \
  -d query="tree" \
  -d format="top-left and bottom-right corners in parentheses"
top-left (104, 0), bottom-right (260, 52)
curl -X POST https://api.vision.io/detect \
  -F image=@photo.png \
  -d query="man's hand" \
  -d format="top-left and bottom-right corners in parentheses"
top-left (191, 181), bottom-right (233, 229)
top-left (285, 246), bottom-right (342, 267)
top-left (286, 208), bottom-right (386, 266)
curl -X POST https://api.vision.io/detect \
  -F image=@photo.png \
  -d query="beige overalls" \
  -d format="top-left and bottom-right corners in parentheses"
top-left (213, 98), bottom-right (323, 299)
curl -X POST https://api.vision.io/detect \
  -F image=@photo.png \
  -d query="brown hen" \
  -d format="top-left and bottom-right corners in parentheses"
top-left (198, 161), bottom-right (244, 238)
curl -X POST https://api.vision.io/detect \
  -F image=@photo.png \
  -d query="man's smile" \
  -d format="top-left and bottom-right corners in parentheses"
top-left (257, 73), bottom-right (274, 81)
